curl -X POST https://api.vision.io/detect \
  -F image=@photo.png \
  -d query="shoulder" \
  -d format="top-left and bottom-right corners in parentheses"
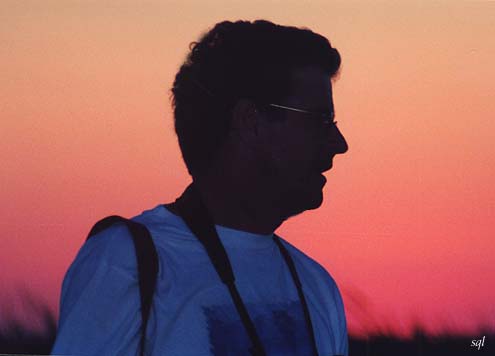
top-left (75, 209), bottom-right (161, 280)
top-left (277, 237), bottom-right (332, 279)
top-left (71, 203), bottom-right (192, 280)
top-left (276, 236), bottom-right (342, 301)
top-left (277, 235), bottom-right (348, 347)
top-left (71, 221), bottom-right (139, 280)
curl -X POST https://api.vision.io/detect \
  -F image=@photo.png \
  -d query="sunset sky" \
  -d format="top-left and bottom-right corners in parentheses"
top-left (1, 1), bottom-right (494, 338)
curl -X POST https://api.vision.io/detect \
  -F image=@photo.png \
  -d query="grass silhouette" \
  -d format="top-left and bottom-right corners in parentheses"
top-left (0, 289), bottom-right (492, 355)
top-left (350, 326), bottom-right (493, 355)
top-left (0, 288), bottom-right (56, 354)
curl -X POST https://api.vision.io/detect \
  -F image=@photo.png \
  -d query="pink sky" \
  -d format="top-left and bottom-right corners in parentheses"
top-left (1, 1), bottom-right (494, 338)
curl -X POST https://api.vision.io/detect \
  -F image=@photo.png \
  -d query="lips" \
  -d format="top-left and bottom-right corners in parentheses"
top-left (316, 154), bottom-right (334, 173)
top-left (318, 161), bottom-right (333, 173)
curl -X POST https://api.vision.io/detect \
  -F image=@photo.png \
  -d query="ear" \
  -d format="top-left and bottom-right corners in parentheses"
top-left (230, 98), bottom-right (259, 137)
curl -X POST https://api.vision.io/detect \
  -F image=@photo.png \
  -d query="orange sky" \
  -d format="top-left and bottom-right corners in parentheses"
top-left (1, 1), bottom-right (494, 337)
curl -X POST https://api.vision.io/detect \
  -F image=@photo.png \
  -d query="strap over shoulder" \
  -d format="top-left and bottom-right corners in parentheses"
top-left (86, 215), bottom-right (158, 356)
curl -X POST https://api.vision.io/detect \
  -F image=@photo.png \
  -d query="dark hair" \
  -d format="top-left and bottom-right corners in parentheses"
top-left (169, 19), bottom-right (341, 177)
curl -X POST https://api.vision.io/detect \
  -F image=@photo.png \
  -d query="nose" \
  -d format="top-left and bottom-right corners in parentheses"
top-left (334, 126), bottom-right (348, 154)
top-left (323, 125), bottom-right (348, 155)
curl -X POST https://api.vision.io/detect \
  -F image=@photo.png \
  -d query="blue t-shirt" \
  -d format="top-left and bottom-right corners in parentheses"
top-left (51, 204), bottom-right (348, 356)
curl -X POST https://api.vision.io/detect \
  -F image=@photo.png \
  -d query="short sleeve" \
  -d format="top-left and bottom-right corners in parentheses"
top-left (51, 225), bottom-right (142, 356)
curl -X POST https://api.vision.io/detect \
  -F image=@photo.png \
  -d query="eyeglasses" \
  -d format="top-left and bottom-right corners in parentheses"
top-left (186, 76), bottom-right (338, 128)
top-left (266, 103), bottom-right (337, 127)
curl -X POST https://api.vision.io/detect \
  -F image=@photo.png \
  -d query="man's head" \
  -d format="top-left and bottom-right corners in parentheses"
top-left (170, 20), bottom-right (348, 219)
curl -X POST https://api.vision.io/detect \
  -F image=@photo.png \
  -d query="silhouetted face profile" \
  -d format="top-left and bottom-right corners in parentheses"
top-left (254, 65), bottom-right (348, 219)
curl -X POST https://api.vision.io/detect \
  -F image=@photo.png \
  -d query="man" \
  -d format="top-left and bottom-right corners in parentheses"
top-left (51, 20), bottom-right (349, 355)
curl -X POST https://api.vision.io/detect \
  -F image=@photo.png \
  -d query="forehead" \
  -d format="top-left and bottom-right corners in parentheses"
top-left (286, 66), bottom-right (333, 109)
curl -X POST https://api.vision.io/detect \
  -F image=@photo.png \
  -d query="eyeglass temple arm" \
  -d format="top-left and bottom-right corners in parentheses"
top-left (268, 103), bottom-right (334, 119)
top-left (268, 103), bottom-right (312, 114)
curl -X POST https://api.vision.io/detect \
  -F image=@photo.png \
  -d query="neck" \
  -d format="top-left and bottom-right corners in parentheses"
top-left (167, 162), bottom-right (287, 235)
top-left (193, 174), bottom-right (284, 235)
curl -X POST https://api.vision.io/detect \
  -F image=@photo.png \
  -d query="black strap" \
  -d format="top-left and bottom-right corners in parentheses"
top-left (86, 215), bottom-right (158, 356)
top-left (171, 183), bottom-right (319, 356)
top-left (173, 183), bottom-right (266, 356)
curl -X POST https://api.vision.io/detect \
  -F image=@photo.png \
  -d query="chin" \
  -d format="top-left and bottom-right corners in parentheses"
top-left (279, 179), bottom-right (325, 217)
top-left (288, 189), bottom-right (324, 217)
top-left (307, 191), bottom-right (324, 210)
